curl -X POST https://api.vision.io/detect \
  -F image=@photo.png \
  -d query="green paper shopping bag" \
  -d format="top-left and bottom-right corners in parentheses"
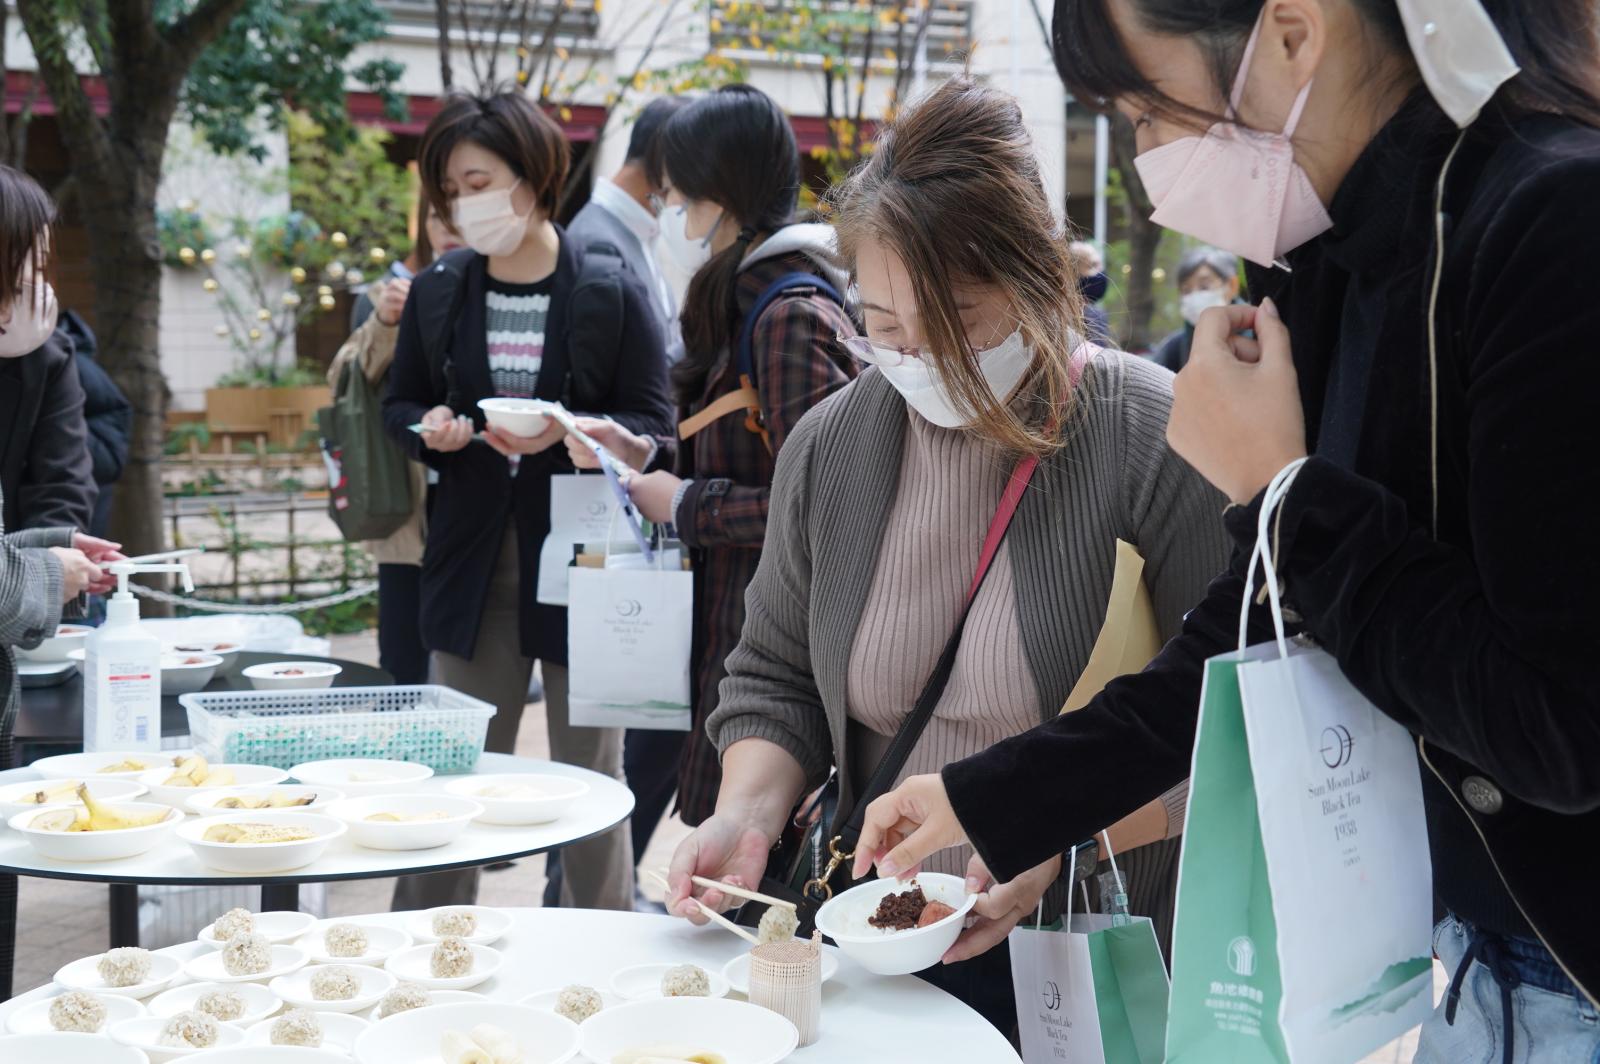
top-left (1011, 842), bottom-right (1171, 1064)
top-left (1167, 460), bottom-right (1433, 1064)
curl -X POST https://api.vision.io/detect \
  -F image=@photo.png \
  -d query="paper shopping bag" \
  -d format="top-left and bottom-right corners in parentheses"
top-left (1236, 644), bottom-right (1434, 1063)
top-left (537, 474), bottom-right (622, 606)
top-left (566, 557), bottom-right (693, 731)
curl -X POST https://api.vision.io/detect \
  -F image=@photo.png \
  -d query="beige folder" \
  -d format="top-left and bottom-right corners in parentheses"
top-left (1061, 539), bottom-right (1163, 715)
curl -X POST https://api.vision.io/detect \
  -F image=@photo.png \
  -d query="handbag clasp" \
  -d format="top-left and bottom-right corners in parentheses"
top-left (802, 835), bottom-right (854, 903)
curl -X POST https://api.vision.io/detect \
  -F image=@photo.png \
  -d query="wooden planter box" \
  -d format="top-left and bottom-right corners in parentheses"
top-left (205, 385), bottom-right (330, 449)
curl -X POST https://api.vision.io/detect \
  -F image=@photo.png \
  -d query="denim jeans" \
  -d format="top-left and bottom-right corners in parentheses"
top-left (1414, 914), bottom-right (1600, 1064)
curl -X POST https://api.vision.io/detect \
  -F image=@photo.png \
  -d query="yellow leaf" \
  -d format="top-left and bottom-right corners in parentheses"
top-left (765, 45), bottom-right (776, 56)
top-left (594, 0), bottom-right (602, 12)
top-left (748, 32), bottom-right (761, 46)
top-left (560, 106), bottom-right (573, 121)
top-left (517, 69), bottom-right (531, 84)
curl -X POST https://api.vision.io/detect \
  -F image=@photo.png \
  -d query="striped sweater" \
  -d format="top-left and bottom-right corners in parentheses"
top-left (485, 275), bottom-right (552, 399)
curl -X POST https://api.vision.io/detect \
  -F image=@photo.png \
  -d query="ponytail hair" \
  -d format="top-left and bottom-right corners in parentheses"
top-left (649, 85), bottom-right (801, 405)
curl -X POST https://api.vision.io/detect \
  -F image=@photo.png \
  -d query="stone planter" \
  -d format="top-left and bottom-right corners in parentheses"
top-left (205, 385), bottom-right (330, 449)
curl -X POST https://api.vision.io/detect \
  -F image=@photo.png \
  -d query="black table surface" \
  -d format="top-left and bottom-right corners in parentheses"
top-left (13, 651), bottom-right (393, 745)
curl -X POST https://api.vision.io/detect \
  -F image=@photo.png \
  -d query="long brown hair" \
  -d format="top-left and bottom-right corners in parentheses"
top-left (0, 164), bottom-right (56, 319)
top-left (828, 77), bottom-right (1085, 456)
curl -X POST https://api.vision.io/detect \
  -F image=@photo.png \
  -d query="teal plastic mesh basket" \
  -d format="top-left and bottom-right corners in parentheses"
top-left (179, 685), bottom-right (496, 774)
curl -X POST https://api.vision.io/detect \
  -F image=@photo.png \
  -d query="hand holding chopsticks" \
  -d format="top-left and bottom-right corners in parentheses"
top-left (645, 870), bottom-right (759, 945)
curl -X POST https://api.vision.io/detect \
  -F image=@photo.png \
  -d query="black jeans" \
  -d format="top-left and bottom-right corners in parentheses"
top-left (377, 563), bottom-right (427, 685)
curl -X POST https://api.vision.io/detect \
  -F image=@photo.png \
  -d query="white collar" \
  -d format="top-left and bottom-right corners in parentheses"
top-left (590, 177), bottom-right (658, 245)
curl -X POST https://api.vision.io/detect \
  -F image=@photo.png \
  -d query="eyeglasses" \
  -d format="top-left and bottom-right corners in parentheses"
top-left (836, 334), bottom-right (923, 368)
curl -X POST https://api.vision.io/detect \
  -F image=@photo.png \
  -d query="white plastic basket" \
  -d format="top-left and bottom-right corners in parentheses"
top-left (179, 685), bottom-right (496, 774)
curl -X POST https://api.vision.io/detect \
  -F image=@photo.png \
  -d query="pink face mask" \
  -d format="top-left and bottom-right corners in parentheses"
top-left (1133, 13), bottom-right (1333, 268)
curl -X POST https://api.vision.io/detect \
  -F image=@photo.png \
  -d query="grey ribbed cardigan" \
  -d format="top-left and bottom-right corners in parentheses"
top-left (707, 351), bottom-right (1229, 939)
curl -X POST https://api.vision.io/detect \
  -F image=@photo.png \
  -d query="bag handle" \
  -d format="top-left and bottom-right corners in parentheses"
top-left (807, 449), bottom-right (1042, 900)
top-left (1238, 457), bottom-right (1310, 657)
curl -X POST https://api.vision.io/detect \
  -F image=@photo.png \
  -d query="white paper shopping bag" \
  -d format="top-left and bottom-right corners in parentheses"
top-left (566, 553), bottom-right (693, 731)
top-left (1011, 915), bottom-right (1108, 1064)
top-left (537, 473), bottom-right (621, 606)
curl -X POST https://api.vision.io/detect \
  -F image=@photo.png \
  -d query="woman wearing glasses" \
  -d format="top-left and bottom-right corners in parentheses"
top-left (653, 78), bottom-right (1228, 1032)
top-left (565, 84), bottom-right (858, 829)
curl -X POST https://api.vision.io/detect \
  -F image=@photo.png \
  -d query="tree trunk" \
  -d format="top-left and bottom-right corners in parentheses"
top-left (1109, 113), bottom-right (1164, 349)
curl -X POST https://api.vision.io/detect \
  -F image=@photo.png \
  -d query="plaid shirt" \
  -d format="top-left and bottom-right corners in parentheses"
top-left (653, 252), bottom-right (858, 824)
top-left (0, 484), bottom-right (72, 769)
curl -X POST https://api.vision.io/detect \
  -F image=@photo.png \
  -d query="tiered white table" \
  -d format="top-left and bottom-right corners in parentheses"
top-left (0, 907), bottom-right (1024, 1062)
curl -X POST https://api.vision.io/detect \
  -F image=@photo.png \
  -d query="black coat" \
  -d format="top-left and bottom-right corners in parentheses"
top-left (383, 231), bottom-right (674, 664)
top-left (944, 98), bottom-right (1600, 1001)
top-left (0, 332), bottom-right (96, 533)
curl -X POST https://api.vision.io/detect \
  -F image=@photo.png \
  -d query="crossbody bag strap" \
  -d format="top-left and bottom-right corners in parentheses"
top-left (821, 450), bottom-right (1042, 880)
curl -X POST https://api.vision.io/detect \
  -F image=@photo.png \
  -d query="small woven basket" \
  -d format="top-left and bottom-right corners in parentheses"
top-left (748, 933), bottom-right (822, 1046)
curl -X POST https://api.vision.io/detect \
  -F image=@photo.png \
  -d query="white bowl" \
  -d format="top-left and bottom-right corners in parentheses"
top-left (360, 990), bottom-right (483, 1023)
top-left (0, 1032), bottom-right (151, 1063)
top-left (148, 981), bottom-right (282, 1026)
top-left (721, 942), bottom-right (842, 994)
top-left (167, 639), bottom-right (243, 673)
top-left (295, 922), bottom-right (412, 966)
top-left (9, 802), bottom-right (181, 861)
top-left (353, 1001), bottom-right (578, 1064)
top-left (328, 795), bottom-right (482, 851)
top-left (111, 1015), bottom-right (247, 1061)
top-left (404, 906), bottom-right (511, 946)
top-left (139, 764), bottom-right (291, 809)
top-left (31, 750), bottom-right (195, 781)
top-left (441, 773), bottom-right (588, 826)
top-left (477, 397), bottom-right (552, 437)
top-left (288, 760), bottom-right (434, 798)
top-left (242, 662), bottom-right (340, 691)
top-left (16, 623), bottom-right (91, 663)
top-left (159, 653), bottom-right (224, 696)
top-left (177, 1048), bottom-right (346, 1063)
top-left (270, 965), bottom-right (396, 1015)
top-left (200, 912), bottom-right (319, 948)
top-left (518, 985), bottom-right (622, 1016)
top-left (245, 1010), bottom-right (368, 1053)
top-left (813, 871), bottom-right (979, 976)
top-left (5, 990), bottom-right (145, 1034)
top-left (55, 951), bottom-right (183, 999)
top-left (0, 776), bottom-right (148, 822)
top-left (382, 943), bottom-right (500, 991)
top-left (185, 945), bottom-right (310, 985)
top-left (610, 963), bottom-right (731, 1002)
top-left (187, 785), bottom-right (346, 818)
top-left (177, 811), bottom-right (345, 873)
top-left (578, 997), bottom-right (798, 1064)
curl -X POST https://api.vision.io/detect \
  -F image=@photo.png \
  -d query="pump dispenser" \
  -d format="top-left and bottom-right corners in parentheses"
top-left (83, 561), bottom-right (194, 752)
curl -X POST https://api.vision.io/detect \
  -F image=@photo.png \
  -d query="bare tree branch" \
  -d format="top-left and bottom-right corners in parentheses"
top-left (436, 0), bottom-right (455, 89)
top-left (14, 0), bottom-right (113, 180)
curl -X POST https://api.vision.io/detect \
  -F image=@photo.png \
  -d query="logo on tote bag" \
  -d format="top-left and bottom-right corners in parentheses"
top-left (1042, 981), bottom-right (1062, 1011)
top-left (613, 598), bottom-right (643, 619)
top-left (1319, 725), bottom-right (1354, 769)
top-left (1228, 936), bottom-right (1258, 977)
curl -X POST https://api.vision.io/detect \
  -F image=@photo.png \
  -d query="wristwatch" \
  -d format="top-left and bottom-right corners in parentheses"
top-left (1068, 837), bottom-right (1100, 882)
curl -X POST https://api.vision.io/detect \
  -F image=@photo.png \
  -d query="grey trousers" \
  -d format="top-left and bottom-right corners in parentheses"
top-left (390, 528), bottom-right (633, 912)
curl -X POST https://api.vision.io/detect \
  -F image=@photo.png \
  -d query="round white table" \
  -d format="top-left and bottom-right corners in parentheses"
top-left (0, 907), bottom-right (1024, 1062)
top-left (0, 753), bottom-right (633, 964)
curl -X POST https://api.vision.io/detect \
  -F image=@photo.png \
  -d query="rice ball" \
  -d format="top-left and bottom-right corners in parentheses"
top-left (377, 981), bottom-right (432, 1018)
top-left (757, 904), bottom-right (799, 945)
top-left (157, 1009), bottom-right (219, 1048)
top-left (270, 1007), bottom-right (323, 1047)
top-left (195, 988), bottom-right (246, 1022)
top-left (430, 936), bottom-right (473, 979)
top-left (48, 990), bottom-right (107, 1033)
top-left (660, 963), bottom-right (711, 998)
top-left (431, 908), bottom-right (477, 938)
top-left (211, 907), bottom-right (254, 942)
top-left (222, 932), bottom-right (272, 976)
top-left (96, 946), bottom-right (152, 987)
top-left (323, 922), bottom-right (369, 958)
top-left (310, 964), bottom-right (361, 1001)
top-left (554, 984), bottom-right (604, 1024)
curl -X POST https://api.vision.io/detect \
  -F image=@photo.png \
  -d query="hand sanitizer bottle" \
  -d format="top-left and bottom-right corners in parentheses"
top-left (83, 561), bottom-right (194, 753)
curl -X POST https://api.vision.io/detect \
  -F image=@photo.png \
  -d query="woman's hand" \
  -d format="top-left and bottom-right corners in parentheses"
top-left (48, 547), bottom-right (103, 602)
top-left (1166, 298), bottom-right (1307, 504)
top-left (563, 416), bottom-right (653, 472)
top-left (69, 534), bottom-right (122, 595)
top-left (945, 853), bottom-right (1062, 964)
top-left (419, 405), bottom-right (474, 453)
top-left (666, 812), bottom-right (775, 922)
top-left (373, 278), bottom-right (411, 328)
top-left (852, 773), bottom-right (970, 881)
top-left (484, 418), bottom-right (566, 458)
top-left (625, 470), bottom-right (683, 525)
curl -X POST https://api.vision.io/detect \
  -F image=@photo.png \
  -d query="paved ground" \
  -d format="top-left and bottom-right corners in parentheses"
top-left (8, 627), bottom-right (1435, 1060)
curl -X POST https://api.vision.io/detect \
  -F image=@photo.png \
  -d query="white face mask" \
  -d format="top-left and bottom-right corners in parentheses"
top-left (1180, 287), bottom-right (1228, 327)
top-left (452, 179), bottom-right (531, 257)
top-left (875, 328), bottom-right (1033, 429)
top-left (0, 280), bottom-right (59, 359)
top-left (658, 205), bottom-right (723, 275)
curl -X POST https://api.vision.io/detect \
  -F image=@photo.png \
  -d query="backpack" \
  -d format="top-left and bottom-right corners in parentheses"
top-left (676, 271), bottom-right (846, 452)
top-left (318, 359), bottom-right (413, 541)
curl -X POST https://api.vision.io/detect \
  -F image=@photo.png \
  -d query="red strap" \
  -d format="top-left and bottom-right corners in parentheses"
top-left (966, 452), bottom-right (1041, 603)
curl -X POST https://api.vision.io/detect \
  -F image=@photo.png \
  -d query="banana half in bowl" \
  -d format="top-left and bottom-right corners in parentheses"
top-left (140, 754), bottom-right (289, 808)
top-left (7, 785), bottom-right (182, 861)
top-left (178, 810), bottom-right (347, 874)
